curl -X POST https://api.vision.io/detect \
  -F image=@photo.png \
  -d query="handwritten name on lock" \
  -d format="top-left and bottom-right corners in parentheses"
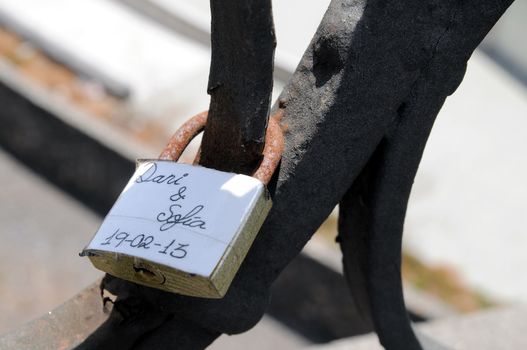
top-left (86, 160), bottom-right (265, 277)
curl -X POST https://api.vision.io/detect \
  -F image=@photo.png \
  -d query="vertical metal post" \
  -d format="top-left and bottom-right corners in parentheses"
top-left (200, 0), bottom-right (276, 175)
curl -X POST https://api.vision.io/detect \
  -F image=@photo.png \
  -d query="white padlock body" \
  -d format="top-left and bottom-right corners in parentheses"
top-left (86, 160), bottom-right (266, 278)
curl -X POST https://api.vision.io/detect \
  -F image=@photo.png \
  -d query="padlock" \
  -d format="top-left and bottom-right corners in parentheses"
top-left (81, 111), bottom-right (284, 298)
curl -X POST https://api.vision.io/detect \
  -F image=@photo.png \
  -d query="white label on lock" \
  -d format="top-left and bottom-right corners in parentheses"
top-left (86, 160), bottom-right (265, 277)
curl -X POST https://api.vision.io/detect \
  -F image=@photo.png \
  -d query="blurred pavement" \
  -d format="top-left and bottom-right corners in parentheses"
top-left (0, 149), bottom-right (102, 334)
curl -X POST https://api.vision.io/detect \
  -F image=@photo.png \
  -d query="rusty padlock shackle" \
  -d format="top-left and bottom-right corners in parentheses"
top-left (159, 110), bottom-right (284, 184)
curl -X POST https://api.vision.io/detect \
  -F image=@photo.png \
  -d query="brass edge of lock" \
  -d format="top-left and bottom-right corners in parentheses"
top-left (84, 250), bottom-right (221, 297)
top-left (207, 185), bottom-right (273, 297)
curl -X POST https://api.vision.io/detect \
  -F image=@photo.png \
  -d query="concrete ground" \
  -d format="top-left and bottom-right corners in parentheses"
top-left (310, 306), bottom-right (527, 350)
top-left (0, 149), bottom-right (102, 334)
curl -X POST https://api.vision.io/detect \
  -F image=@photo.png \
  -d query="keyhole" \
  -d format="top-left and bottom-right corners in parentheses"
top-left (134, 266), bottom-right (155, 278)
top-left (133, 263), bottom-right (165, 284)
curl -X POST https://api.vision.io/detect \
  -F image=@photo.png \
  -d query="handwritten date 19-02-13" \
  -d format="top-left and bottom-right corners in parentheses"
top-left (100, 228), bottom-right (189, 259)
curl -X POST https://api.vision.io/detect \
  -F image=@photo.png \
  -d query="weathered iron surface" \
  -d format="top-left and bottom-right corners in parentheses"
top-left (199, 0), bottom-right (276, 175)
top-left (333, 1), bottom-right (514, 347)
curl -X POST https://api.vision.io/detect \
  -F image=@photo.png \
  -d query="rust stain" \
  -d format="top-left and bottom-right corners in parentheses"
top-left (160, 110), bottom-right (284, 184)
top-left (252, 113), bottom-right (284, 184)
top-left (159, 111), bottom-right (208, 161)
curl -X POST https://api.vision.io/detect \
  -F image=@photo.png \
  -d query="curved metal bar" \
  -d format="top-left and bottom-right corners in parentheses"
top-left (252, 110), bottom-right (285, 184)
top-left (158, 111), bottom-right (208, 162)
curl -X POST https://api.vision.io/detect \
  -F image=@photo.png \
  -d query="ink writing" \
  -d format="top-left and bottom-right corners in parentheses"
top-left (156, 186), bottom-right (207, 232)
top-left (135, 162), bottom-right (208, 232)
top-left (100, 228), bottom-right (189, 259)
top-left (135, 162), bottom-right (189, 185)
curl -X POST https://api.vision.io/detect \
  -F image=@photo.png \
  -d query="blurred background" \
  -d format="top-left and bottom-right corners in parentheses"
top-left (0, 0), bottom-right (525, 349)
